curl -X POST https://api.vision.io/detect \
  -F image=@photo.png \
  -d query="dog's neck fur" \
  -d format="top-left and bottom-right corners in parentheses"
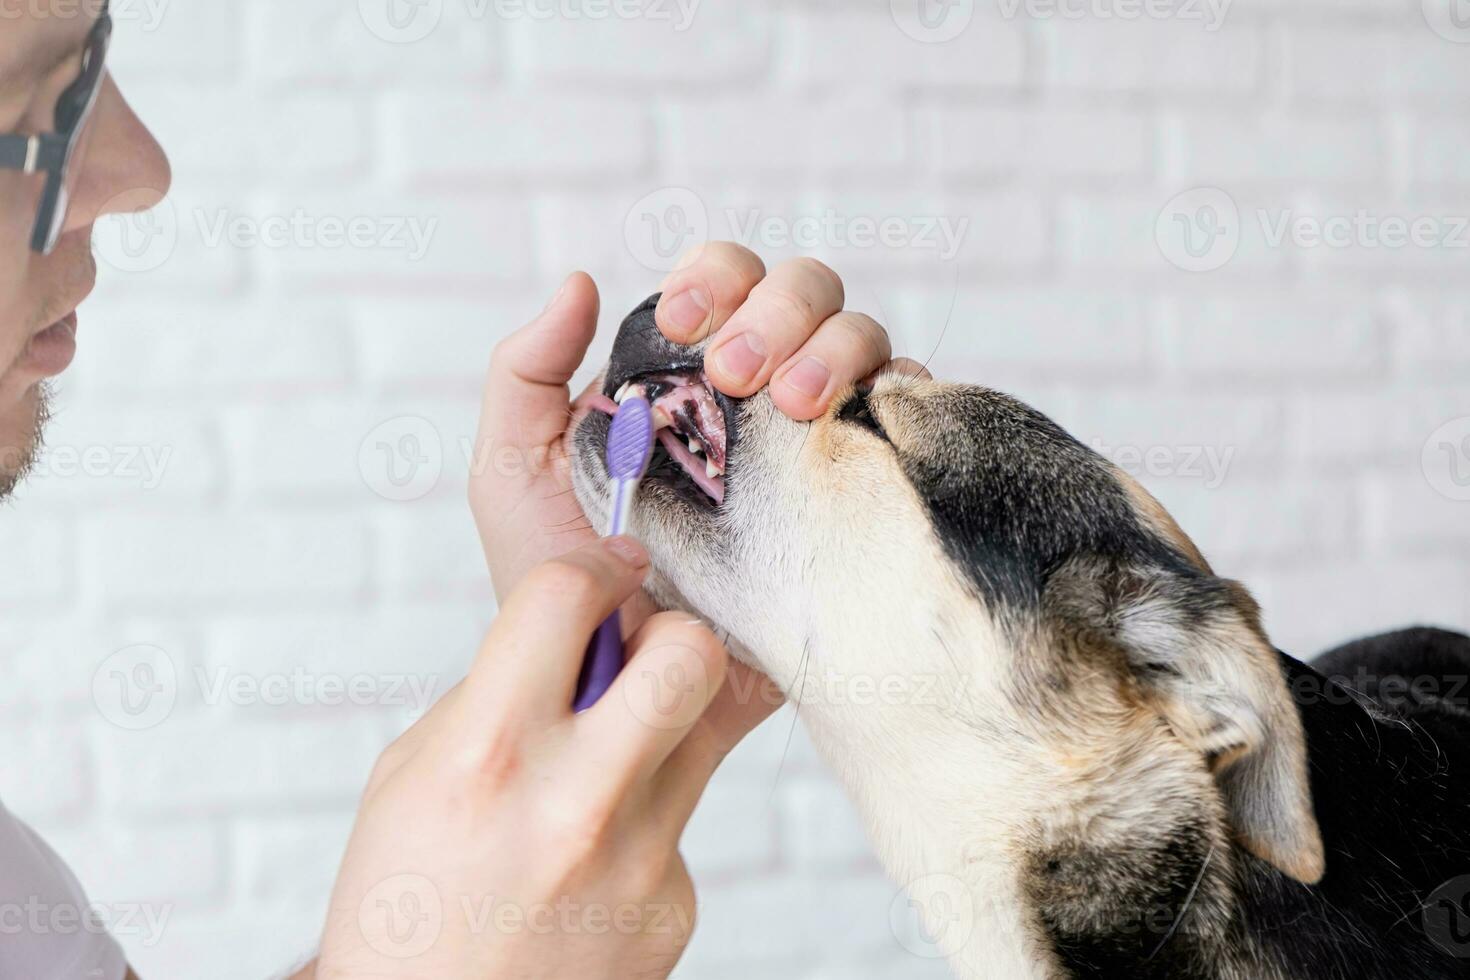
top-left (790, 652), bottom-right (1468, 980)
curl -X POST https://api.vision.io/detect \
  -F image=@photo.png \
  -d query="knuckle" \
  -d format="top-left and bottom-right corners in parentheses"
top-left (758, 285), bottom-right (821, 327)
top-left (707, 241), bottom-right (766, 283)
top-left (838, 313), bottom-right (892, 360)
top-left (541, 796), bottom-right (616, 863)
top-left (786, 257), bottom-right (843, 300)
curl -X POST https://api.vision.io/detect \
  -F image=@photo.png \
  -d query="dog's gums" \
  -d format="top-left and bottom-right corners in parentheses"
top-left (605, 369), bottom-right (727, 503)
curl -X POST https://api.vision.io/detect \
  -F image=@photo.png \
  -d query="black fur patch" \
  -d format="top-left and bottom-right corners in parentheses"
top-left (888, 385), bottom-right (1197, 611)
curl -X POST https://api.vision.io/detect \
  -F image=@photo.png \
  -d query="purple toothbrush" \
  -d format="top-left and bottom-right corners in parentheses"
top-left (573, 389), bottom-right (656, 711)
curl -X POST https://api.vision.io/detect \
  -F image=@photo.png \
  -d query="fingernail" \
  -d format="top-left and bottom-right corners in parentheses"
top-left (543, 274), bottom-right (572, 313)
top-left (781, 356), bottom-right (831, 399)
top-left (661, 287), bottom-right (710, 337)
top-left (713, 332), bottom-right (767, 386)
top-left (604, 535), bottom-right (649, 569)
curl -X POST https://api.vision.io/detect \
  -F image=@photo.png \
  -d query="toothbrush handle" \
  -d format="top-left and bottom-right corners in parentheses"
top-left (574, 611), bottom-right (624, 711)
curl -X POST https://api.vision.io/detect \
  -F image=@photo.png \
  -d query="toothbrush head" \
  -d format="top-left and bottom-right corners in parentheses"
top-left (605, 393), bottom-right (656, 483)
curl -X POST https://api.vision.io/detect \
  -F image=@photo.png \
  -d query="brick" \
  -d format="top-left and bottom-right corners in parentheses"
top-left (1412, 119), bottom-right (1470, 187)
top-left (1285, 28), bottom-right (1395, 103)
top-left (0, 518), bottom-right (71, 606)
top-left (97, 714), bottom-right (384, 813)
top-left (1392, 293), bottom-right (1470, 376)
top-left (44, 822), bottom-right (225, 905)
top-left (1364, 475), bottom-right (1470, 555)
top-left (85, 512), bottom-right (371, 607)
top-left (1148, 477), bottom-right (1359, 567)
top-left (355, 297), bottom-right (531, 391)
top-left (204, 604), bottom-right (487, 713)
top-left (23, 406), bottom-right (218, 502)
top-left (1252, 558), bottom-right (1470, 658)
top-left (1062, 392), bottom-right (1286, 478)
top-left (107, 2), bottom-right (243, 79)
top-left (683, 773), bottom-right (780, 879)
top-left (224, 398), bottom-right (477, 502)
top-left (777, 778), bottom-right (876, 872)
top-left (1173, 116), bottom-right (1387, 186)
top-left (1041, 17), bottom-right (1263, 95)
top-left (377, 503), bottom-right (500, 602)
top-left (251, 192), bottom-right (535, 290)
top-left (118, 85), bottom-right (370, 181)
top-left (234, 813), bottom-right (354, 901)
top-left (513, 2), bottom-right (770, 82)
top-left (1288, 386), bottom-right (1466, 465)
top-left (1061, 192), bottom-right (1292, 276)
top-left (0, 725), bottom-right (92, 819)
top-left (790, 10), bottom-right (1026, 89)
top-left (693, 873), bottom-right (903, 962)
top-left (246, 0), bottom-right (499, 83)
top-left (900, 287), bottom-right (1152, 379)
top-left (1161, 293), bottom-right (1385, 380)
top-left (930, 106), bottom-right (1155, 182)
top-left (669, 97), bottom-right (908, 177)
top-left (384, 94), bottom-right (651, 180)
top-left (72, 301), bottom-right (354, 398)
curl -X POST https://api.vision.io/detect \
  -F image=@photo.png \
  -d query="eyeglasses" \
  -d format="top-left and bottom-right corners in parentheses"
top-left (0, 1), bottom-right (113, 255)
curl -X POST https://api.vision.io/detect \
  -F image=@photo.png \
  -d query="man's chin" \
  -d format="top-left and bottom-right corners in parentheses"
top-left (0, 381), bottom-right (51, 500)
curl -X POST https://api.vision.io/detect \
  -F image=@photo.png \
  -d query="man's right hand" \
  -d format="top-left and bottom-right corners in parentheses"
top-left (314, 536), bottom-right (778, 980)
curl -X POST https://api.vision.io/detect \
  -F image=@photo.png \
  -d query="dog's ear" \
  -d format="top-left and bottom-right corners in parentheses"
top-left (1051, 562), bottom-right (1326, 885)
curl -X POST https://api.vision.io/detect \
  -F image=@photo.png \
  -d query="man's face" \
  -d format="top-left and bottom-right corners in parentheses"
top-left (0, 2), bottom-right (170, 497)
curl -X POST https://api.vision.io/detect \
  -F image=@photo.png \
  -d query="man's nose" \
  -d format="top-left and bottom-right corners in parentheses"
top-left (59, 75), bottom-right (172, 239)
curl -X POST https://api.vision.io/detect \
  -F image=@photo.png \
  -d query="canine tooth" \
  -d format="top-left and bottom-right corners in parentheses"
top-left (705, 459), bottom-right (724, 478)
top-left (614, 381), bottom-right (632, 403)
top-left (652, 407), bottom-right (673, 429)
top-left (687, 438), bottom-right (704, 455)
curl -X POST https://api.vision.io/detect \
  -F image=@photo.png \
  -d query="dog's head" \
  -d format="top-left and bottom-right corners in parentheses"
top-left (573, 295), bottom-right (1324, 967)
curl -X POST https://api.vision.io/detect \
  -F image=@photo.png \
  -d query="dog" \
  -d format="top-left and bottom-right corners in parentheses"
top-left (571, 294), bottom-right (1470, 980)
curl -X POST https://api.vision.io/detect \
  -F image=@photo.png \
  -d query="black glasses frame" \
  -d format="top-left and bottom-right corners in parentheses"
top-left (0, 1), bottom-right (113, 255)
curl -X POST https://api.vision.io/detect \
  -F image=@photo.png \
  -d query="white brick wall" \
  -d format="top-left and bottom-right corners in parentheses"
top-left (2, 1), bottom-right (1467, 977)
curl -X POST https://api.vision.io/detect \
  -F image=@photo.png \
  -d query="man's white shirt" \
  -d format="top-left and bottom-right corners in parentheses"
top-left (0, 798), bottom-right (126, 980)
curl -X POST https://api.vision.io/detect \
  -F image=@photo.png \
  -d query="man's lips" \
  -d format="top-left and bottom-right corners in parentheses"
top-left (19, 311), bottom-right (79, 377)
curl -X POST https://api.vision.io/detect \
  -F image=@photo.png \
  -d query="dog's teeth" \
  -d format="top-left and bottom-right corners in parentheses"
top-left (705, 459), bottom-right (724, 478)
top-left (687, 438), bottom-right (704, 455)
top-left (652, 407), bottom-right (672, 429)
top-left (614, 381), bottom-right (632, 403)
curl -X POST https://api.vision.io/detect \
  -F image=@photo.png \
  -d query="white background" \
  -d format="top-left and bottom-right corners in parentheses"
top-left (2, 0), bottom-right (1468, 976)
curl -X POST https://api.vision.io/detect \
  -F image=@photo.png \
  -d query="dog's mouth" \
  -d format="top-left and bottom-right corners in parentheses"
top-left (594, 367), bottom-right (730, 505)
